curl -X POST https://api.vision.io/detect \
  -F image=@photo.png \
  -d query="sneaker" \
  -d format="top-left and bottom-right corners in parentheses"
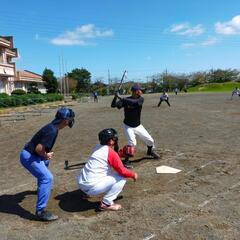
top-left (147, 146), bottom-right (160, 159)
top-left (99, 202), bottom-right (122, 211)
top-left (122, 159), bottom-right (133, 169)
top-left (35, 210), bottom-right (58, 221)
top-left (150, 149), bottom-right (160, 159)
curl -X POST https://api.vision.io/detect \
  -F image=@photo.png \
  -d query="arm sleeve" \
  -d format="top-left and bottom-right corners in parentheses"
top-left (122, 97), bottom-right (144, 107)
top-left (39, 129), bottom-right (57, 151)
top-left (108, 147), bottom-right (135, 178)
top-left (111, 97), bottom-right (123, 109)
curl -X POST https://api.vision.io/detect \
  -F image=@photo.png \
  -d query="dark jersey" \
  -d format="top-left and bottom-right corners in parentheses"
top-left (111, 96), bottom-right (144, 127)
top-left (24, 123), bottom-right (58, 155)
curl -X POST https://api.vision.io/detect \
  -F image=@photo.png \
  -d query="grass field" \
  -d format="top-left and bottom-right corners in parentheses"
top-left (188, 81), bottom-right (240, 92)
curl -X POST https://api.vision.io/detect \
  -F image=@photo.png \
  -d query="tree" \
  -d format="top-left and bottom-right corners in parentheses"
top-left (208, 69), bottom-right (239, 83)
top-left (189, 71), bottom-right (208, 86)
top-left (67, 68), bottom-right (91, 93)
top-left (42, 68), bottom-right (58, 93)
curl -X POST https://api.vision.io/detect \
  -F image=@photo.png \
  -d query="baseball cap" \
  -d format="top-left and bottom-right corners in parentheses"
top-left (52, 107), bottom-right (75, 127)
top-left (131, 84), bottom-right (142, 91)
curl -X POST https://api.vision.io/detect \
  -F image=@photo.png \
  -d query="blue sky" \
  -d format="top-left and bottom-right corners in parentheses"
top-left (1, 0), bottom-right (240, 82)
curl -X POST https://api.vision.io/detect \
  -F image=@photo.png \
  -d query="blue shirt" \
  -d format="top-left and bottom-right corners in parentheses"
top-left (24, 123), bottom-right (58, 155)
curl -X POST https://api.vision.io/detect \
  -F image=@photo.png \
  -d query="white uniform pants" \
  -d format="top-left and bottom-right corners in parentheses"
top-left (123, 123), bottom-right (155, 147)
top-left (78, 173), bottom-right (126, 205)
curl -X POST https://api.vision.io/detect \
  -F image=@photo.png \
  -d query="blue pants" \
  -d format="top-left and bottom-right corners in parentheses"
top-left (20, 149), bottom-right (53, 212)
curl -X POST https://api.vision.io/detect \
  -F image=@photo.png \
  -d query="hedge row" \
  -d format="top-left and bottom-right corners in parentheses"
top-left (0, 94), bottom-right (64, 108)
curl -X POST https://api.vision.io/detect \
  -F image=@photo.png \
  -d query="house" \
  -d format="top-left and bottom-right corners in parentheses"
top-left (0, 36), bottom-right (18, 94)
top-left (15, 70), bottom-right (46, 94)
top-left (0, 36), bottom-right (46, 94)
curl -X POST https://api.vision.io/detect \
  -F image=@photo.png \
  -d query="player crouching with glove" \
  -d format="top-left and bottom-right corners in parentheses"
top-left (77, 128), bottom-right (138, 211)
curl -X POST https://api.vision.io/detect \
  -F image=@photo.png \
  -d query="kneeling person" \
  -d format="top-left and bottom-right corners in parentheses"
top-left (77, 128), bottom-right (138, 211)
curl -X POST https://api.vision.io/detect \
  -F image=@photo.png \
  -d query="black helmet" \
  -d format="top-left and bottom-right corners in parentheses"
top-left (52, 107), bottom-right (75, 128)
top-left (98, 128), bottom-right (118, 145)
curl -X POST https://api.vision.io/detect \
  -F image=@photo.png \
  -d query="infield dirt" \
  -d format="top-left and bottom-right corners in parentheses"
top-left (0, 92), bottom-right (240, 240)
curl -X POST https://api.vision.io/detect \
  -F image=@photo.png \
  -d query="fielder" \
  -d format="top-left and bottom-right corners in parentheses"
top-left (231, 87), bottom-right (240, 99)
top-left (77, 128), bottom-right (138, 211)
top-left (20, 107), bottom-right (75, 221)
top-left (158, 91), bottom-right (171, 107)
top-left (111, 84), bottom-right (160, 168)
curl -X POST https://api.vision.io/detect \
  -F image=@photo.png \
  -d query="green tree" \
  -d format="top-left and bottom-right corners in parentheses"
top-left (67, 68), bottom-right (91, 93)
top-left (208, 69), bottom-right (239, 83)
top-left (42, 68), bottom-right (58, 93)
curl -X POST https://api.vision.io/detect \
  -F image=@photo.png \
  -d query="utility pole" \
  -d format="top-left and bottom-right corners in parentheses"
top-left (64, 59), bottom-right (69, 96)
top-left (108, 69), bottom-right (111, 95)
top-left (61, 54), bottom-right (66, 96)
top-left (59, 56), bottom-right (63, 94)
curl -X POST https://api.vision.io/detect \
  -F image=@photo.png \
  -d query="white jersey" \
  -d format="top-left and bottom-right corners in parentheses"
top-left (77, 144), bottom-right (134, 188)
top-left (160, 93), bottom-right (169, 100)
top-left (232, 89), bottom-right (240, 96)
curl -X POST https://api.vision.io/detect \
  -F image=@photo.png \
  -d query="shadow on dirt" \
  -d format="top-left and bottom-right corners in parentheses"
top-left (64, 156), bottom-right (157, 171)
top-left (55, 190), bottom-right (100, 212)
top-left (64, 162), bottom-right (86, 171)
top-left (0, 190), bottom-right (37, 220)
top-left (131, 156), bottom-right (155, 164)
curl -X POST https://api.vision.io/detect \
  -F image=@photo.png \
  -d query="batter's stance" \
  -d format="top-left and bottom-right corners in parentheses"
top-left (20, 107), bottom-right (75, 221)
top-left (111, 84), bottom-right (160, 168)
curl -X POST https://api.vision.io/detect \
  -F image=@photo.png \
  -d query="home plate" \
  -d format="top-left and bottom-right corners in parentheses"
top-left (156, 165), bottom-right (182, 174)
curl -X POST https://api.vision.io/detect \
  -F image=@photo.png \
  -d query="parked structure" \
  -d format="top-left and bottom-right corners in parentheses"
top-left (0, 36), bottom-right (46, 94)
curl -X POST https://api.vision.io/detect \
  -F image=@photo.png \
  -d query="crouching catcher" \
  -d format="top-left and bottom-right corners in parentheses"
top-left (77, 128), bottom-right (138, 211)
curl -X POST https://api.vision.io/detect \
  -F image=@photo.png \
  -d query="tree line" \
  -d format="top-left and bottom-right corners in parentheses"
top-left (42, 68), bottom-right (240, 95)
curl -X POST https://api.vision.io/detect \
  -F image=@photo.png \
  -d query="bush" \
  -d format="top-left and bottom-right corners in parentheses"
top-left (0, 93), bottom-right (64, 108)
top-left (0, 93), bottom-right (9, 98)
top-left (27, 86), bottom-right (41, 94)
top-left (11, 89), bottom-right (27, 95)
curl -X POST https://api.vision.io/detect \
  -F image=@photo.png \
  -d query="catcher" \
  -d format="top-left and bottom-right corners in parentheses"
top-left (77, 128), bottom-right (138, 211)
top-left (111, 84), bottom-right (160, 168)
top-left (20, 107), bottom-right (75, 221)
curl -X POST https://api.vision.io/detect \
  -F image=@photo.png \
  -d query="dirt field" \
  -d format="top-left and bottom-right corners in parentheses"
top-left (0, 92), bottom-right (240, 240)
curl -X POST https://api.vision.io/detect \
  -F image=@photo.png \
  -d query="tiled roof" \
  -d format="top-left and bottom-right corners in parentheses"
top-left (16, 70), bottom-right (45, 83)
top-left (18, 70), bottom-right (42, 79)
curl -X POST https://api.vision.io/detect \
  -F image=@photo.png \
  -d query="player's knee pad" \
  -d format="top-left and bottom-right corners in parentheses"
top-left (119, 145), bottom-right (136, 158)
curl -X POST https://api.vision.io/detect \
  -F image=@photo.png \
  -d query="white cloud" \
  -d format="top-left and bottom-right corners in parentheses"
top-left (51, 24), bottom-right (114, 46)
top-left (170, 23), bottom-right (204, 36)
top-left (182, 37), bottom-right (218, 49)
top-left (181, 43), bottom-right (196, 48)
top-left (215, 15), bottom-right (240, 35)
top-left (200, 37), bottom-right (218, 46)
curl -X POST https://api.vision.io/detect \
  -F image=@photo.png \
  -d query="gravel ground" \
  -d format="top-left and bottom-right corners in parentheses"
top-left (0, 92), bottom-right (240, 240)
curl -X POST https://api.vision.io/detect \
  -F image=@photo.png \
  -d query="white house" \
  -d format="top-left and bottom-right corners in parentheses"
top-left (0, 36), bottom-right (18, 94)
top-left (0, 36), bottom-right (46, 94)
top-left (15, 70), bottom-right (47, 94)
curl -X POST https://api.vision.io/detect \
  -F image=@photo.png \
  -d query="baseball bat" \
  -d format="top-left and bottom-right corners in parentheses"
top-left (117, 70), bottom-right (127, 92)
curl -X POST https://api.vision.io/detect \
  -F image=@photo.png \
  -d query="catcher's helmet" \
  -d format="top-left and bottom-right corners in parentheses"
top-left (98, 128), bottom-right (118, 145)
top-left (52, 107), bottom-right (75, 128)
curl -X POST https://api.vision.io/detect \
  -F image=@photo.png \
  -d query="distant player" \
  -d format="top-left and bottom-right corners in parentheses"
top-left (77, 128), bottom-right (138, 211)
top-left (111, 84), bottom-right (160, 168)
top-left (158, 91), bottom-right (171, 107)
top-left (93, 92), bottom-right (98, 102)
top-left (174, 88), bottom-right (178, 95)
top-left (231, 87), bottom-right (240, 99)
top-left (20, 108), bottom-right (75, 221)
